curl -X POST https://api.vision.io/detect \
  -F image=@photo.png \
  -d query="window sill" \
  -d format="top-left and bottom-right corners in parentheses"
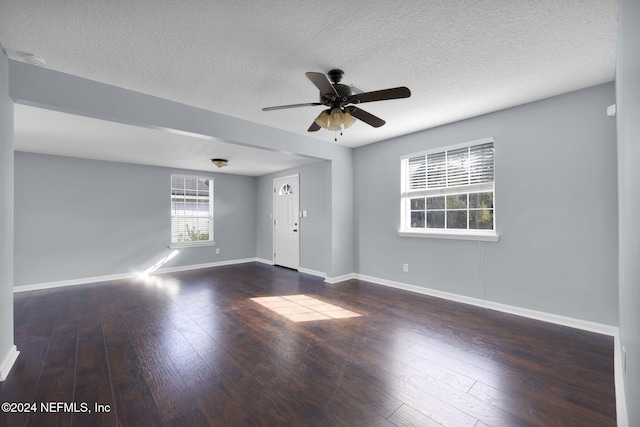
top-left (169, 241), bottom-right (216, 249)
top-left (398, 230), bottom-right (499, 242)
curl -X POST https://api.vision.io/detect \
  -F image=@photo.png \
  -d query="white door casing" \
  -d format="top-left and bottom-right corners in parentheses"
top-left (273, 174), bottom-right (299, 270)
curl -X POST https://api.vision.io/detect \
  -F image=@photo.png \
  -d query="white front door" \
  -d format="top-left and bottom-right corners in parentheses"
top-left (273, 174), bottom-right (299, 270)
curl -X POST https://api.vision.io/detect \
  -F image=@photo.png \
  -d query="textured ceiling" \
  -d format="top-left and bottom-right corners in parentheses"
top-left (0, 0), bottom-right (617, 169)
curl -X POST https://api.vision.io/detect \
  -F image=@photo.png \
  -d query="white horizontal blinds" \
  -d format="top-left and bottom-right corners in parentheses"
top-left (171, 176), bottom-right (212, 243)
top-left (446, 147), bottom-right (469, 187)
top-left (407, 141), bottom-right (494, 192)
top-left (408, 156), bottom-right (426, 190)
top-left (427, 151), bottom-right (446, 188)
top-left (469, 142), bottom-right (494, 184)
top-left (407, 150), bottom-right (450, 190)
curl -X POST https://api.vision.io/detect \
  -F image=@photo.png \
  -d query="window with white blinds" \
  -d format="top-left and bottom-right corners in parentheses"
top-left (400, 137), bottom-right (497, 240)
top-left (171, 175), bottom-right (214, 246)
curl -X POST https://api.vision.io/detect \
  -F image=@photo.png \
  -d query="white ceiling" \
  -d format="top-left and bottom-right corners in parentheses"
top-left (13, 104), bottom-right (319, 176)
top-left (0, 1), bottom-right (617, 172)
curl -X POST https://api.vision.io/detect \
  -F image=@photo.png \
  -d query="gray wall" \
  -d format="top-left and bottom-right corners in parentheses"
top-left (0, 48), bottom-right (15, 374)
top-left (14, 152), bottom-right (256, 286)
top-left (330, 152), bottom-right (354, 277)
top-left (616, 0), bottom-right (640, 423)
top-left (354, 83), bottom-right (618, 326)
top-left (9, 62), bottom-right (355, 277)
top-left (256, 160), bottom-right (331, 274)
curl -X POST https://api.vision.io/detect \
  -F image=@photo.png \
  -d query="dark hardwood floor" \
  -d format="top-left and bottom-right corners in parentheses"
top-left (1, 262), bottom-right (616, 426)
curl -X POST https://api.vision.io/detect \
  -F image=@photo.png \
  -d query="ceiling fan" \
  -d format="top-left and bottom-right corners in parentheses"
top-left (262, 69), bottom-right (411, 136)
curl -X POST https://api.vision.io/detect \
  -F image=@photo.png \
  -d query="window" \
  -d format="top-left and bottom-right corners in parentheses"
top-left (171, 175), bottom-right (214, 246)
top-left (279, 184), bottom-right (293, 195)
top-left (400, 137), bottom-right (497, 241)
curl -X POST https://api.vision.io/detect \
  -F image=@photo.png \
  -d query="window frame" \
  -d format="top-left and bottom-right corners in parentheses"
top-left (170, 174), bottom-right (215, 248)
top-left (399, 137), bottom-right (498, 241)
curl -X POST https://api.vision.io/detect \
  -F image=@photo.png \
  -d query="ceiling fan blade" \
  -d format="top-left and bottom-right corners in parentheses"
top-left (347, 107), bottom-right (386, 128)
top-left (348, 87), bottom-right (411, 104)
top-left (308, 121), bottom-right (321, 132)
top-left (306, 72), bottom-right (338, 97)
top-left (349, 84), bottom-right (364, 94)
top-left (262, 102), bottom-right (323, 111)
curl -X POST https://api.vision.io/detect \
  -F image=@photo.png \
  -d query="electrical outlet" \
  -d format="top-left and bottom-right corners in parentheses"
top-left (403, 263), bottom-right (409, 272)
top-left (216, 248), bottom-right (220, 254)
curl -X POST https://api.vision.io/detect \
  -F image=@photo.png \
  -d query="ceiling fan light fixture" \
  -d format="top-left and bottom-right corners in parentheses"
top-left (23, 53), bottom-right (46, 67)
top-left (327, 122), bottom-right (342, 132)
top-left (211, 158), bottom-right (228, 168)
top-left (329, 108), bottom-right (343, 126)
top-left (314, 110), bottom-right (330, 129)
top-left (342, 111), bottom-right (356, 129)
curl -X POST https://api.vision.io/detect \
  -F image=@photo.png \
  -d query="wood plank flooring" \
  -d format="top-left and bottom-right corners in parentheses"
top-left (1, 263), bottom-right (616, 426)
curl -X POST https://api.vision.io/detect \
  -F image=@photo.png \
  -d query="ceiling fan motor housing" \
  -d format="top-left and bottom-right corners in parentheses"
top-left (327, 69), bottom-right (344, 83)
top-left (321, 83), bottom-right (353, 106)
top-left (323, 69), bottom-right (354, 108)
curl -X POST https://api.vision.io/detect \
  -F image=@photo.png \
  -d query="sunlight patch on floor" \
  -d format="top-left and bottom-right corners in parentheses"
top-left (250, 295), bottom-right (361, 322)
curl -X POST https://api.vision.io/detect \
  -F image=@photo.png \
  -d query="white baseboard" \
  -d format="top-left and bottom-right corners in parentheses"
top-left (13, 258), bottom-right (325, 293)
top-left (13, 258), bottom-right (258, 293)
top-left (325, 273), bottom-right (357, 284)
top-left (298, 267), bottom-right (326, 278)
top-left (614, 332), bottom-right (629, 427)
top-left (14, 272), bottom-right (137, 293)
top-left (155, 258), bottom-right (256, 275)
top-left (255, 258), bottom-right (325, 278)
top-left (0, 345), bottom-right (19, 382)
top-left (352, 273), bottom-right (618, 336)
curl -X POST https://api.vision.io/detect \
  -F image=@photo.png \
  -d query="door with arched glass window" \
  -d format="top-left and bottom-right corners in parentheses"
top-left (273, 174), bottom-right (299, 270)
